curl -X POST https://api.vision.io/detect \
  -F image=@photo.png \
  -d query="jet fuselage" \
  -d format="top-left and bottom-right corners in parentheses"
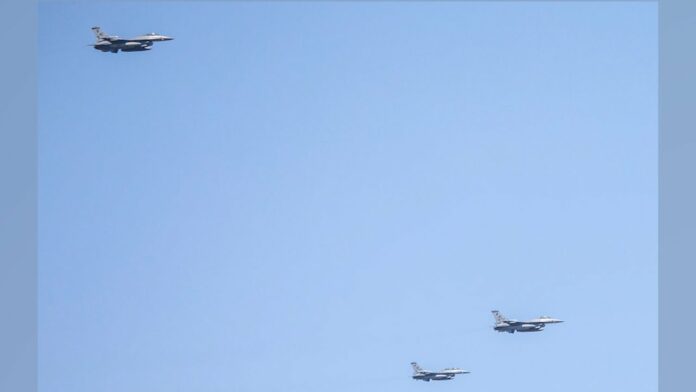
top-left (492, 311), bottom-right (563, 334)
top-left (91, 27), bottom-right (173, 53)
top-left (411, 362), bottom-right (469, 382)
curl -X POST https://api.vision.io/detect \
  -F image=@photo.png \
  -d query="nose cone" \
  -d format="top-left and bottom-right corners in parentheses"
top-left (162, 36), bottom-right (174, 41)
top-left (536, 316), bottom-right (563, 324)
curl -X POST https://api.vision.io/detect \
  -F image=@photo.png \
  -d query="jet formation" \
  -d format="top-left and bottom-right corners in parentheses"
top-left (84, 26), bottom-right (564, 380)
top-left (492, 310), bottom-right (563, 333)
top-left (410, 362), bottom-right (470, 382)
top-left (411, 310), bottom-right (563, 382)
top-left (90, 26), bottom-right (173, 53)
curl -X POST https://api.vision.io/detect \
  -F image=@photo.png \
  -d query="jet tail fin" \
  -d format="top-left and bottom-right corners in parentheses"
top-left (492, 310), bottom-right (509, 324)
top-left (411, 362), bottom-right (423, 374)
top-left (91, 26), bottom-right (108, 41)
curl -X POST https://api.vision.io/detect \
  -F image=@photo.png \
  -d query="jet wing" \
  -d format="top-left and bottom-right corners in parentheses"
top-left (92, 40), bottom-right (113, 48)
top-left (105, 38), bottom-right (128, 44)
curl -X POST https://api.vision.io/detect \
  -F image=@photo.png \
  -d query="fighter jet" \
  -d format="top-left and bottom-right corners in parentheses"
top-left (90, 26), bottom-right (173, 53)
top-left (492, 310), bottom-right (563, 333)
top-left (411, 362), bottom-right (470, 382)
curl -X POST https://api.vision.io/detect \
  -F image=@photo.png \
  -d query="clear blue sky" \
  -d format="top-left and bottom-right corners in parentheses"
top-left (38, 2), bottom-right (657, 392)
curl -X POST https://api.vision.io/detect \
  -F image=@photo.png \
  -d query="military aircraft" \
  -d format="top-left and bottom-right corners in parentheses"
top-left (411, 362), bottom-right (470, 382)
top-left (90, 26), bottom-right (173, 53)
top-left (492, 310), bottom-right (563, 333)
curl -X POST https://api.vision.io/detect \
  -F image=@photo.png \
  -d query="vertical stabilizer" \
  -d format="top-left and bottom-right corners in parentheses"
top-left (411, 362), bottom-right (423, 374)
top-left (91, 26), bottom-right (108, 41)
top-left (492, 310), bottom-right (508, 324)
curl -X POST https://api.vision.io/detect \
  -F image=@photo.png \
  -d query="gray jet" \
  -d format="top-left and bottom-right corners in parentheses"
top-left (90, 26), bottom-right (173, 53)
top-left (492, 310), bottom-right (563, 333)
top-left (411, 362), bottom-right (470, 382)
